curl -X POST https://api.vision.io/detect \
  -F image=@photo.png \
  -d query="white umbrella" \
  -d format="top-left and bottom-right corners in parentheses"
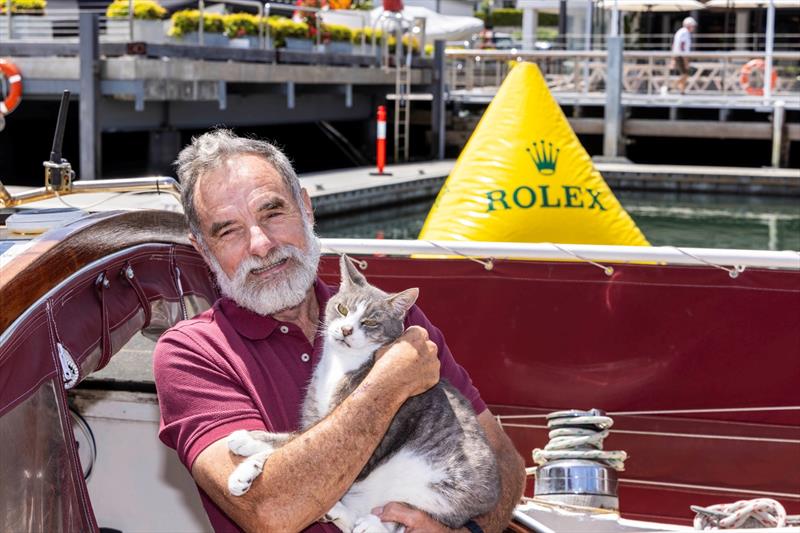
top-left (705, 0), bottom-right (796, 7)
top-left (598, 0), bottom-right (705, 10)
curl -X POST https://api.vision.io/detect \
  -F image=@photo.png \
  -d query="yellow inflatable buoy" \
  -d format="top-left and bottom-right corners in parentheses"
top-left (419, 62), bottom-right (649, 247)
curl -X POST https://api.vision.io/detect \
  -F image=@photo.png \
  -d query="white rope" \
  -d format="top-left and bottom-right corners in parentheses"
top-left (423, 240), bottom-right (494, 270)
top-left (692, 498), bottom-right (787, 529)
top-left (548, 242), bottom-right (615, 276)
top-left (497, 405), bottom-right (800, 420)
top-left (531, 412), bottom-right (628, 471)
top-left (672, 246), bottom-right (745, 278)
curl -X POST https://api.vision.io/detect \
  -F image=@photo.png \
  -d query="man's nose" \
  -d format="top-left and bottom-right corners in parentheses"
top-left (341, 326), bottom-right (353, 337)
top-left (248, 225), bottom-right (273, 257)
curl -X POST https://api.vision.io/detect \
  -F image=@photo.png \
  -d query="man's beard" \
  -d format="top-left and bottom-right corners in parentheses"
top-left (205, 220), bottom-right (322, 316)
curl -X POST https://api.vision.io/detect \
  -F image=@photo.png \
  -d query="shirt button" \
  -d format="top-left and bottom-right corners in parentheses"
top-left (279, 325), bottom-right (289, 334)
top-left (300, 353), bottom-right (310, 363)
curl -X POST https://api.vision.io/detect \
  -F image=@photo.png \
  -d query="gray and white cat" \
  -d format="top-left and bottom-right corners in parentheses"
top-left (226, 255), bottom-right (500, 532)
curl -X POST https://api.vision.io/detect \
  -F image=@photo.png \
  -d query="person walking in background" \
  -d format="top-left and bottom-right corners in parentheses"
top-left (671, 16), bottom-right (697, 94)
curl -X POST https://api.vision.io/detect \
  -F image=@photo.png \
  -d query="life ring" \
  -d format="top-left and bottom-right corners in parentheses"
top-left (739, 59), bottom-right (778, 96)
top-left (0, 59), bottom-right (23, 116)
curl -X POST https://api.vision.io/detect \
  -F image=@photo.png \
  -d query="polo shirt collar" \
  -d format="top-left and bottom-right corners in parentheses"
top-left (219, 278), bottom-right (334, 340)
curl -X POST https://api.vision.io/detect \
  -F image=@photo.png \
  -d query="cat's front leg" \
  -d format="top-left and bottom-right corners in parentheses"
top-left (324, 500), bottom-right (358, 532)
top-left (228, 450), bottom-right (271, 496)
top-left (228, 430), bottom-right (292, 457)
top-left (227, 431), bottom-right (291, 496)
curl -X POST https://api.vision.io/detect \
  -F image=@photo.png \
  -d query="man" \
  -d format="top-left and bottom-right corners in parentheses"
top-left (671, 16), bottom-right (697, 95)
top-left (153, 129), bottom-right (526, 533)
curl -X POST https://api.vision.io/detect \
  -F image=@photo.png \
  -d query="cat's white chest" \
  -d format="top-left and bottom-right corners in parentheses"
top-left (310, 342), bottom-right (368, 419)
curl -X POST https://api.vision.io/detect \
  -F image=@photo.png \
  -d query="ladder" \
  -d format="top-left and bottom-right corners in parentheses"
top-left (393, 56), bottom-right (412, 164)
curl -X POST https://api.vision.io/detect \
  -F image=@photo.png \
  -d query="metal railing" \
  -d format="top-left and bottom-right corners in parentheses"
top-left (446, 49), bottom-right (800, 104)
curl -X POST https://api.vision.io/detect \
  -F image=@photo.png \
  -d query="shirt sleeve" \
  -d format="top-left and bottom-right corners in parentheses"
top-left (405, 305), bottom-right (488, 416)
top-left (153, 326), bottom-right (267, 471)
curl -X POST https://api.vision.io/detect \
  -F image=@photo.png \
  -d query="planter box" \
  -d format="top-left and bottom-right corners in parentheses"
top-left (323, 41), bottom-right (352, 55)
top-left (106, 19), bottom-right (167, 43)
top-left (284, 37), bottom-right (314, 52)
top-left (172, 31), bottom-right (229, 47)
top-left (229, 35), bottom-right (271, 49)
top-left (0, 15), bottom-right (53, 40)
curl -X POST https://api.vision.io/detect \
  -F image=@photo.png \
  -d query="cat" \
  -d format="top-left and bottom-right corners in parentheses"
top-left (226, 254), bottom-right (500, 533)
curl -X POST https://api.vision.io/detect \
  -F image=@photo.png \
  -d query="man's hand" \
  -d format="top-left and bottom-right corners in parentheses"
top-left (373, 503), bottom-right (458, 533)
top-left (373, 325), bottom-right (440, 398)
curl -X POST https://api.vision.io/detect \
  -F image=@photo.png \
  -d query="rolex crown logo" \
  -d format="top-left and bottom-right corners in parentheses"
top-left (526, 140), bottom-right (560, 176)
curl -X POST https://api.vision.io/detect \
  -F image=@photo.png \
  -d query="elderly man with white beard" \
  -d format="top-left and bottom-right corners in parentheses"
top-left (153, 129), bottom-right (525, 533)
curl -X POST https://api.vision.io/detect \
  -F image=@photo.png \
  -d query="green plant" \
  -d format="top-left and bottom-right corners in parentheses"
top-left (106, 0), bottom-right (166, 20)
top-left (223, 12), bottom-right (260, 38)
top-left (0, 0), bottom-right (46, 15)
top-left (268, 16), bottom-right (309, 46)
top-left (491, 8), bottom-right (522, 26)
top-left (322, 23), bottom-right (351, 43)
top-left (169, 9), bottom-right (225, 37)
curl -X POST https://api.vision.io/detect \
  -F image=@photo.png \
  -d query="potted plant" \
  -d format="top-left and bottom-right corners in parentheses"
top-left (272, 17), bottom-right (312, 51)
top-left (105, 0), bottom-right (167, 43)
top-left (224, 12), bottom-right (269, 49)
top-left (0, 0), bottom-right (51, 40)
top-left (169, 9), bottom-right (228, 47)
top-left (351, 26), bottom-right (381, 56)
top-left (321, 23), bottom-right (352, 55)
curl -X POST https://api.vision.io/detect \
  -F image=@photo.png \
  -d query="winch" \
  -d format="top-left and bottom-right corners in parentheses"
top-left (532, 408), bottom-right (627, 511)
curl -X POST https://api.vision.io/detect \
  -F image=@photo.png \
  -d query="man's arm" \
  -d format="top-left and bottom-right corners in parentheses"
top-left (376, 409), bottom-right (526, 533)
top-left (191, 327), bottom-right (440, 533)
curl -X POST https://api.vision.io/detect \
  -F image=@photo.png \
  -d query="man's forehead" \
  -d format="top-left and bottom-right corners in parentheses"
top-left (198, 156), bottom-right (291, 200)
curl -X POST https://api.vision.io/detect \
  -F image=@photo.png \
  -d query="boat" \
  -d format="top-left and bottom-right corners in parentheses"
top-left (1, 94), bottom-right (799, 533)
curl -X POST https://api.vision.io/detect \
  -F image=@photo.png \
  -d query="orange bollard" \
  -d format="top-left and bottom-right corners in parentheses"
top-left (371, 105), bottom-right (392, 176)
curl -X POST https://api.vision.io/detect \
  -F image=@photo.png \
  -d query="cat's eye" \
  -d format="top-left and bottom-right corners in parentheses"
top-left (361, 319), bottom-right (377, 327)
top-left (336, 303), bottom-right (348, 316)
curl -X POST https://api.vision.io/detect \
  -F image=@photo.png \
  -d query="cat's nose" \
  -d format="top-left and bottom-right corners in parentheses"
top-left (341, 326), bottom-right (353, 337)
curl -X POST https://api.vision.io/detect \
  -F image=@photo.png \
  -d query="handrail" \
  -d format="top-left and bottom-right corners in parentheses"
top-left (321, 238), bottom-right (800, 270)
top-left (0, 177), bottom-right (182, 208)
top-left (445, 49), bottom-right (800, 60)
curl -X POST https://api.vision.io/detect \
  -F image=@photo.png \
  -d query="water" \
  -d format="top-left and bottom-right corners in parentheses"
top-left (315, 190), bottom-right (800, 251)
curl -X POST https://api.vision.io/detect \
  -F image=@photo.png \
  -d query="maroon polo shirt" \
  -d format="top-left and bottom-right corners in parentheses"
top-left (154, 279), bottom-right (487, 533)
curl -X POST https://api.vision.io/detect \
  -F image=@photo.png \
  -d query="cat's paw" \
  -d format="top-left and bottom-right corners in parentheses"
top-left (324, 501), bottom-right (355, 532)
top-left (227, 459), bottom-right (263, 496)
top-left (228, 430), bottom-right (265, 457)
top-left (353, 514), bottom-right (391, 533)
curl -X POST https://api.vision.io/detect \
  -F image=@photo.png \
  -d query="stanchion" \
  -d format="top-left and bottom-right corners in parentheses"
top-left (370, 105), bottom-right (392, 176)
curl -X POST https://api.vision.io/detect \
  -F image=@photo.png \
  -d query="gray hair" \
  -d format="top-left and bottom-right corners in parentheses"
top-left (175, 129), bottom-right (303, 238)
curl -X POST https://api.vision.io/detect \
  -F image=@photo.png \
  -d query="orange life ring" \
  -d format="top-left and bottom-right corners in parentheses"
top-left (0, 59), bottom-right (23, 115)
top-left (739, 59), bottom-right (778, 96)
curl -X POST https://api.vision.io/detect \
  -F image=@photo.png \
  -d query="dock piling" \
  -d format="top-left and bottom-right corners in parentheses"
top-left (79, 13), bottom-right (101, 181)
top-left (432, 40), bottom-right (446, 161)
top-left (603, 36), bottom-right (624, 159)
top-left (771, 100), bottom-right (786, 168)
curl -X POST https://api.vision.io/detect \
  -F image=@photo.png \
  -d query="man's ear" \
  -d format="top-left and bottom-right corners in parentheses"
top-left (189, 233), bottom-right (210, 263)
top-left (301, 188), bottom-right (314, 225)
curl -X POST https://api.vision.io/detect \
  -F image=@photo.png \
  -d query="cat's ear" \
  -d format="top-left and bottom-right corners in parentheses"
top-left (339, 254), bottom-right (367, 288)
top-left (386, 288), bottom-right (419, 315)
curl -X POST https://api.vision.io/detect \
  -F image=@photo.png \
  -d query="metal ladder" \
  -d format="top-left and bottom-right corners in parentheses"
top-left (393, 55), bottom-right (412, 163)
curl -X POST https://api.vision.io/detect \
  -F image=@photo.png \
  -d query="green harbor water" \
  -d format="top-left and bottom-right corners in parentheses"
top-left (316, 191), bottom-right (800, 251)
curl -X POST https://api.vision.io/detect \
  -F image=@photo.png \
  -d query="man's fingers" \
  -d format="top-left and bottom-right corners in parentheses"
top-left (374, 502), bottom-right (417, 524)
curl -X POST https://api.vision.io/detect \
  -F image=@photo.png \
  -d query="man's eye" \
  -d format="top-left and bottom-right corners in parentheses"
top-left (361, 319), bottom-right (377, 327)
top-left (336, 303), bottom-right (348, 316)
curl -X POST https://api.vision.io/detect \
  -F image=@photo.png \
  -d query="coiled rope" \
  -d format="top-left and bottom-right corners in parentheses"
top-left (692, 498), bottom-right (787, 530)
top-left (531, 409), bottom-right (628, 471)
